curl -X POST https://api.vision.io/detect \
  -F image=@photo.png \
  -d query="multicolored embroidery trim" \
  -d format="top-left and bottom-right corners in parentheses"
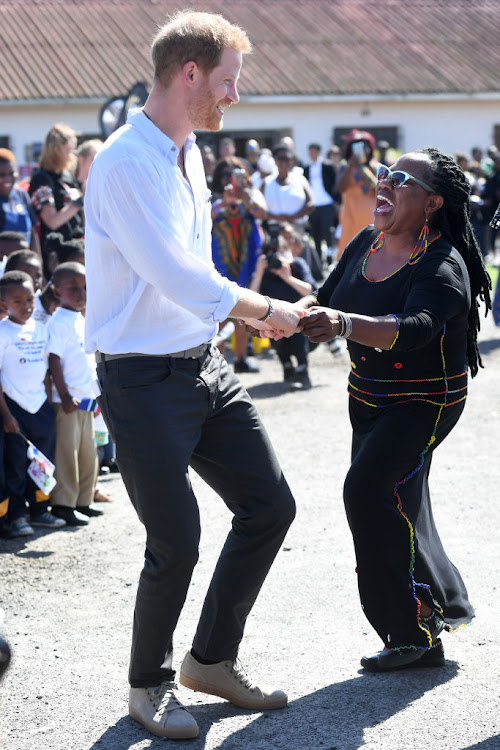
top-left (388, 314), bottom-right (400, 350)
top-left (348, 370), bottom-right (467, 408)
top-left (354, 325), bottom-right (465, 651)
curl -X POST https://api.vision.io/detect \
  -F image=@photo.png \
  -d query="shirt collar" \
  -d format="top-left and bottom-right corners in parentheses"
top-left (127, 107), bottom-right (196, 162)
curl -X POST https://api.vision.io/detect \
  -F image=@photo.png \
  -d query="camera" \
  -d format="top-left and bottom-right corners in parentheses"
top-left (266, 221), bottom-right (282, 269)
top-left (232, 168), bottom-right (246, 191)
top-left (352, 141), bottom-right (367, 164)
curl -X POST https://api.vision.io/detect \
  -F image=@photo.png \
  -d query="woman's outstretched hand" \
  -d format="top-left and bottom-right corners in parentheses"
top-left (299, 307), bottom-right (340, 342)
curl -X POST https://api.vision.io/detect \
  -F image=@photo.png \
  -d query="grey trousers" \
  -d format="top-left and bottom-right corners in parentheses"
top-left (96, 347), bottom-right (296, 688)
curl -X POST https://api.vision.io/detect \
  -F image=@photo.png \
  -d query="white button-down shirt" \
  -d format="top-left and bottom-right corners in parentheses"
top-left (308, 160), bottom-right (333, 207)
top-left (84, 108), bottom-right (241, 354)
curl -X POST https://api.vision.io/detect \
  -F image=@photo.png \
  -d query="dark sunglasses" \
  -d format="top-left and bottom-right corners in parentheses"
top-left (220, 170), bottom-right (233, 179)
top-left (377, 164), bottom-right (435, 194)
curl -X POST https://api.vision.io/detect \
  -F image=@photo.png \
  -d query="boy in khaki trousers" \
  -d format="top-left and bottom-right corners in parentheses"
top-left (47, 262), bottom-right (100, 526)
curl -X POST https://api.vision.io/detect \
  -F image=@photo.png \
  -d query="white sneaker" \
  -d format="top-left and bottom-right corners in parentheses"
top-left (129, 682), bottom-right (198, 739)
top-left (179, 652), bottom-right (287, 710)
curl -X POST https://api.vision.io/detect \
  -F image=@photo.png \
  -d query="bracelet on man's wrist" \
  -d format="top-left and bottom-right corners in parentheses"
top-left (258, 295), bottom-right (274, 322)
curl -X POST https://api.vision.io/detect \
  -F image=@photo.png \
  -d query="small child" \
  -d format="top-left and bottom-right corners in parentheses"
top-left (4, 249), bottom-right (47, 323)
top-left (47, 262), bottom-right (101, 526)
top-left (0, 271), bottom-right (64, 536)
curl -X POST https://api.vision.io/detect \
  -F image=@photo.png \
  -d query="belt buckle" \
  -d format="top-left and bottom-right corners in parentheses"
top-left (188, 343), bottom-right (207, 358)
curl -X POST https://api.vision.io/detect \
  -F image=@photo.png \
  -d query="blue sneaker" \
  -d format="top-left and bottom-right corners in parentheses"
top-left (30, 512), bottom-right (66, 529)
top-left (10, 517), bottom-right (34, 537)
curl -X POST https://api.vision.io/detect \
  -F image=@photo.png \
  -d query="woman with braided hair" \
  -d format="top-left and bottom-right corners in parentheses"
top-left (298, 148), bottom-right (491, 671)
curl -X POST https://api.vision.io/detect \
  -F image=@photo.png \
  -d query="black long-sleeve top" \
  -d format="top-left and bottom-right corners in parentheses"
top-left (316, 226), bottom-right (471, 407)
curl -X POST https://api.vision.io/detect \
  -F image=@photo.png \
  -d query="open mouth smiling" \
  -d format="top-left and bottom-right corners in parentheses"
top-left (375, 192), bottom-right (394, 214)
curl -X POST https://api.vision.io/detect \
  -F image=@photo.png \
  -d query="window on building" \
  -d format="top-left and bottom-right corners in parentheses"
top-left (333, 126), bottom-right (399, 151)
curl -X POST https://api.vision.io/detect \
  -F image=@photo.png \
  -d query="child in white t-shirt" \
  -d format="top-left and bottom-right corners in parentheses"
top-left (3, 247), bottom-right (57, 326)
top-left (0, 271), bottom-right (64, 536)
top-left (47, 262), bottom-right (101, 527)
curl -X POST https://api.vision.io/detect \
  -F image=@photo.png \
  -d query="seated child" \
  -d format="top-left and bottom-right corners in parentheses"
top-left (0, 271), bottom-right (64, 536)
top-left (47, 262), bottom-right (101, 526)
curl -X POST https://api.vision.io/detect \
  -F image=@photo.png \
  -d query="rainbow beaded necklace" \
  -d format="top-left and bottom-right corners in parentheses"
top-left (361, 225), bottom-right (442, 283)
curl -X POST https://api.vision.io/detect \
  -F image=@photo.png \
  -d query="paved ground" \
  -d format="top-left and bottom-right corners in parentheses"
top-left (1, 314), bottom-right (500, 750)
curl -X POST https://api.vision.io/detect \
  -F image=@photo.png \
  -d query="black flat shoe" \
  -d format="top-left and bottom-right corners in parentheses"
top-left (51, 506), bottom-right (89, 527)
top-left (361, 638), bottom-right (445, 672)
top-left (234, 358), bottom-right (260, 373)
top-left (78, 505), bottom-right (104, 517)
top-left (407, 638), bottom-right (445, 669)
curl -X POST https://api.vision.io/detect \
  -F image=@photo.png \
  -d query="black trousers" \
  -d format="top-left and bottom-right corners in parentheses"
top-left (273, 331), bottom-right (309, 368)
top-left (344, 398), bottom-right (473, 651)
top-left (96, 347), bottom-right (295, 687)
top-left (4, 397), bottom-right (55, 520)
top-left (308, 203), bottom-right (335, 259)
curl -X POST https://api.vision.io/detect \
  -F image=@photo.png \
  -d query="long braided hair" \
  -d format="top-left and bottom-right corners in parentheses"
top-left (417, 147), bottom-right (491, 377)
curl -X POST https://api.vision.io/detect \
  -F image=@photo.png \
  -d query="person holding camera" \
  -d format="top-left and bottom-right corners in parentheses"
top-left (335, 130), bottom-right (378, 259)
top-left (211, 157), bottom-right (267, 372)
top-left (29, 124), bottom-right (84, 278)
top-left (250, 224), bottom-right (315, 389)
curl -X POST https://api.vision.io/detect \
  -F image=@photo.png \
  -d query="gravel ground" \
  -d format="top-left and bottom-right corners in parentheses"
top-left (1, 316), bottom-right (500, 750)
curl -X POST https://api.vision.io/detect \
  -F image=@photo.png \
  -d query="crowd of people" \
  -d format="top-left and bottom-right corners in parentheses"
top-left (0, 128), bottom-right (111, 539)
top-left (0, 120), bottom-right (498, 540)
top-left (201, 132), bottom-right (500, 383)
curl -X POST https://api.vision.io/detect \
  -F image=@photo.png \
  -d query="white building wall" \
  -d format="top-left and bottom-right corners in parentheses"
top-left (0, 103), bottom-right (101, 168)
top-left (224, 96), bottom-right (499, 162)
top-left (0, 95), bottom-right (498, 169)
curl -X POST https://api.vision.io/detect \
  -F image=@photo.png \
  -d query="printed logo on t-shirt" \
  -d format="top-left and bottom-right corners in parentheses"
top-left (15, 334), bottom-right (45, 364)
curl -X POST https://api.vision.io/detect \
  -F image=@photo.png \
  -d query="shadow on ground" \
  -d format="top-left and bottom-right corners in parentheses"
top-left (461, 739), bottom-right (500, 750)
top-left (90, 662), bottom-right (460, 749)
top-left (479, 336), bottom-right (500, 356)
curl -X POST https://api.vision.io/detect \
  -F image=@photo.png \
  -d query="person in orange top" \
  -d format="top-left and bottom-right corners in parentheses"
top-left (335, 130), bottom-right (378, 259)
